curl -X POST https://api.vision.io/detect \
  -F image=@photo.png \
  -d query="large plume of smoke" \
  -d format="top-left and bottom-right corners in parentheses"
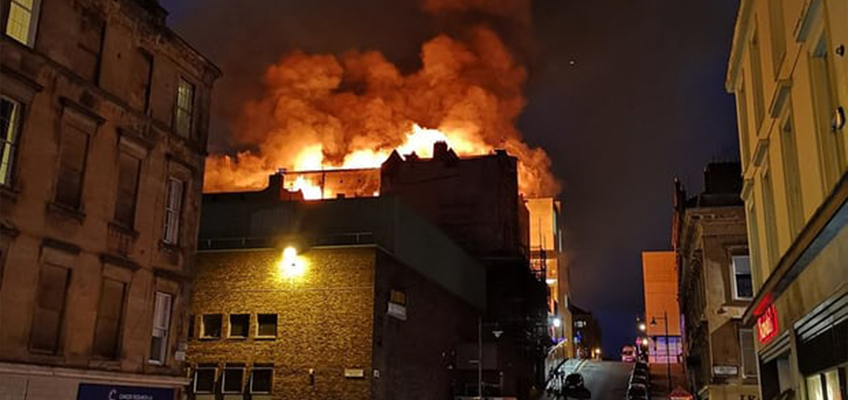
top-left (204, 0), bottom-right (560, 198)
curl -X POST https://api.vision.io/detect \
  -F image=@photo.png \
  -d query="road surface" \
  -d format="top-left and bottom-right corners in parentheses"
top-left (545, 360), bottom-right (632, 400)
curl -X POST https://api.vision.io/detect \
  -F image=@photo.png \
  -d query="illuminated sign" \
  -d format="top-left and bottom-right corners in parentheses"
top-left (756, 304), bottom-right (779, 343)
top-left (387, 289), bottom-right (407, 321)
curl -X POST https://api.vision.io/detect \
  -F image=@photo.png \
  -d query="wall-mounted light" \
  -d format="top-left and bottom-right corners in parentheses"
top-left (279, 246), bottom-right (306, 279)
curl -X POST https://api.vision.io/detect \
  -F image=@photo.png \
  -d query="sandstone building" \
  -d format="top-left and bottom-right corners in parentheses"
top-left (673, 163), bottom-right (759, 400)
top-left (0, 0), bottom-right (219, 398)
top-left (726, 0), bottom-right (847, 398)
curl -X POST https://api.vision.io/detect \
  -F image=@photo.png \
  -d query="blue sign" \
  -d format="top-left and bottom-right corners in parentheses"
top-left (77, 383), bottom-right (174, 400)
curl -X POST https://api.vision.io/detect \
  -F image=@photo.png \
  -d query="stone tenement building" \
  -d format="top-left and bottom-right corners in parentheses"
top-left (0, 0), bottom-right (219, 398)
top-left (726, 0), bottom-right (847, 398)
top-left (189, 188), bottom-right (485, 400)
top-left (672, 163), bottom-right (759, 400)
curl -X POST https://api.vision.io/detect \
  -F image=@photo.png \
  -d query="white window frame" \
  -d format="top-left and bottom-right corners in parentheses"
top-left (200, 313), bottom-right (222, 339)
top-left (173, 78), bottom-right (195, 138)
top-left (228, 313), bottom-right (249, 339)
top-left (162, 177), bottom-right (184, 245)
top-left (193, 366), bottom-right (217, 394)
top-left (249, 365), bottom-right (274, 394)
top-left (5, 0), bottom-right (42, 47)
top-left (731, 255), bottom-right (753, 300)
top-left (255, 313), bottom-right (277, 339)
top-left (221, 365), bottom-right (245, 394)
top-left (0, 96), bottom-right (22, 186)
top-left (148, 291), bottom-right (172, 364)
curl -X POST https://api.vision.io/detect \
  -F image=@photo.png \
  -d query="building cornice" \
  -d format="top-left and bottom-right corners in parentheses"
top-left (725, 0), bottom-right (753, 92)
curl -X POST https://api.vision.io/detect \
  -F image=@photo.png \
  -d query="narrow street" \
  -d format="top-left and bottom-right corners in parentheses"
top-left (545, 360), bottom-right (631, 400)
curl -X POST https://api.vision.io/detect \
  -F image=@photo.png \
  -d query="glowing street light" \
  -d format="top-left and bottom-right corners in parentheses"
top-left (641, 338), bottom-right (649, 347)
top-left (638, 322), bottom-right (646, 332)
top-left (552, 317), bottom-right (562, 328)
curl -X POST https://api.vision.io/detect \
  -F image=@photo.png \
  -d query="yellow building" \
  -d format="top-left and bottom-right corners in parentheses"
top-left (726, 0), bottom-right (848, 398)
top-left (526, 197), bottom-right (572, 358)
top-left (642, 251), bottom-right (682, 363)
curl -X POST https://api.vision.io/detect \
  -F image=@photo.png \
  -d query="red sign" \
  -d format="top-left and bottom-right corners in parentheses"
top-left (756, 304), bottom-right (779, 343)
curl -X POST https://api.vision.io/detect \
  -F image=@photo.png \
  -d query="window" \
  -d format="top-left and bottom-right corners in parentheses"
top-left (162, 178), bottom-right (184, 244)
top-left (193, 366), bottom-right (216, 394)
top-left (808, 374), bottom-right (825, 400)
top-left (187, 314), bottom-right (195, 340)
top-left (824, 369), bottom-right (843, 400)
top-left (222, 365), bottom-right (245, 393)
top-left (731, 255), bottom-right (753, 299)
top-left (1, 97), bottom-right (22, 186)
top-left (740, 329), bottom-right (757, 377)
top-left (149, 292), bottom-right (172, 364)
top-left (114, 152), bottom-right (141, 227)
top-left (736, 81), bottom-right (751, 169)
top-left (5, 0), bottom-right (40, 46)
top-left (810, 35), bottom-right (844, 188)
top-left (55, 115), bottom-right (92, 209)
top-left (250, 365), bottom-right (273, 394)
top-left (762, 171), bottom-right (780, 268)
top-left (767, 0), bottom-right (786, 76)
top-left (30, 263), bottom-right (70, 353)
top-left (781, 112), bottom-right (804, 237)
top-left (747, 200), bottom-right (764, 287)
top-left (93, 278), bottom-right (126, 359)
top-left (139, 50), bottom-right (153, 113)
top-left (174, 79), bottom-right (195, 138)
top-left (76, 11), bottom-right (105, 83)
top-left (749, 24), bottom-right (766, 129)
top-left (201, 314), bottom-right (222, 339)
top-left (257, 314), bottom-right (277, 338)
top-left (229, 314), bottom-right (249, 338)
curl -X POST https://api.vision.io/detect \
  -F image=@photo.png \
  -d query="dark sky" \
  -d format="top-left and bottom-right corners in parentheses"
top-left (161, 0), bottom-right (741, 356)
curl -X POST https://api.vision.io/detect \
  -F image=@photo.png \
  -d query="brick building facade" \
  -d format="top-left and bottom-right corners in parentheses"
top-left (0, 0), bottom-right (219, 398)
top-left (188, 193), bottom-right (485, 399)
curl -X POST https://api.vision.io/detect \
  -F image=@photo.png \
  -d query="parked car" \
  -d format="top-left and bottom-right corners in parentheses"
top-left (627, 383), bottom-right (649, 400)
top-left (621, 346), bottom-right (637, 362)
top-left (565, 373), bottom-right (585, 390)
top-left (630, 374), bottom-right (649, 388)
top-left (633, 362), bottom-right (650, 374)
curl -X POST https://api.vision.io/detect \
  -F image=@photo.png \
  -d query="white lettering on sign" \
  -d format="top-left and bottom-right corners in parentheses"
top-left (713, 365), bottom-right (739, 376)
top-left (387, 302), bottom-right (407, 321)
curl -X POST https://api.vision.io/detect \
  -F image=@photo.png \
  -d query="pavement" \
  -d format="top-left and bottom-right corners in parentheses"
top-left (541, 360), bottom-right (631, 400)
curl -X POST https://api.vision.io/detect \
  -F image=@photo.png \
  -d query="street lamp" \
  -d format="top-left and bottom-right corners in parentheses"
top-left (476, 318), bottom-right (503, 398)
top-left (553, 317), bottom-right (562, 328)
top-left (651, 312), bottom-right (672, 394)
top-left (638, 322), bottom-right (646, 332)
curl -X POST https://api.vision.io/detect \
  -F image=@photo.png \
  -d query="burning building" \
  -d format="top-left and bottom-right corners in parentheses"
top-left (196, 143), bottom-right (552, 398)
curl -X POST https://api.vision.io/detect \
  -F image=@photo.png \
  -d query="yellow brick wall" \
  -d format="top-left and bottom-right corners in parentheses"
top-left (188, 247), bottom-right (377, 400)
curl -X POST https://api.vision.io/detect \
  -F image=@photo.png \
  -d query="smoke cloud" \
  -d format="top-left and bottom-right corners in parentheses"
top-left (204, 0), bottom-right (559, 198)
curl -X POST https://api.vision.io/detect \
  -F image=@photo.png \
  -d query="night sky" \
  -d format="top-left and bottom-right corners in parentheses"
top-left (162, 0), bottom-right (741, 356)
